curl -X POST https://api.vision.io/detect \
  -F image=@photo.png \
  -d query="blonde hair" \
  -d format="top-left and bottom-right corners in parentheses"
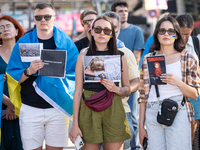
top-left (89, 57), bottom-right (103, 71)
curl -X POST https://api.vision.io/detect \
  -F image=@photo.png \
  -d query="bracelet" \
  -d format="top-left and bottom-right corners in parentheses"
top-left (24, 68), bottom-right (31, 77)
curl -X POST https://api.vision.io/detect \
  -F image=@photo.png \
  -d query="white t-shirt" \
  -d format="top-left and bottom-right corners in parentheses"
top-left (148, 60), bottom-right (183, 102)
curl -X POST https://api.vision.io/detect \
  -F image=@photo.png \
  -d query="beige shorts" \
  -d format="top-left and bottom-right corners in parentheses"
top-left (19, 104), bottom-right (68, 150)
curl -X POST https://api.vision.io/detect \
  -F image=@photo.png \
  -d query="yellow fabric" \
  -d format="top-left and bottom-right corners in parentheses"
top-left (6, 72), bottom-right (22, 116)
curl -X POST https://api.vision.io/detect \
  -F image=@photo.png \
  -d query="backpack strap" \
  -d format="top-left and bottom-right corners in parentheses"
top-left (191, 36), bottom-right (200, 61)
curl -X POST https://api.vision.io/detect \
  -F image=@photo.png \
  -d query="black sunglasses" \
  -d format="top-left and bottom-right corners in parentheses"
top-left (34, 15), bottom-right (53, 21)
top-left (93, 27), bottom-right (112, 35)
top-left (83, 19), bottom-right (94, 25)
top-left (158, 28), bottom-right (176, 35)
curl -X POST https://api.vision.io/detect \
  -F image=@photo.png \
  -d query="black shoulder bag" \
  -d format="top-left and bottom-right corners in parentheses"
top-left (155, 85), bottom-right (185, 126)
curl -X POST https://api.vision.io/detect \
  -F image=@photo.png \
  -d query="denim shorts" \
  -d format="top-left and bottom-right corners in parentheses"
top-left (145, 95), bottom-right (191, 150)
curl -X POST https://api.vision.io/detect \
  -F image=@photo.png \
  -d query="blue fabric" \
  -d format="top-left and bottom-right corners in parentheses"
top-left (118, 24), bottom-right (144, 52)
top-left (127, 92), bottom-right (141, 150)
top-left (6, 26), bottom-right (79, 118)
top-left (116, 38), bottom-right (125, 48)
top-left (140, 35), bottom-right (154, 69)
top-left (190, 96), bottom-right (200, 120)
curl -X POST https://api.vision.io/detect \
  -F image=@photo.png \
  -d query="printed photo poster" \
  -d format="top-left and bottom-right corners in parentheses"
top-left (146, 55), bottom-right (166, 85)
top-left (19, 43), bottom-right (43, 62)
top-left (83, 55), bottom-right (121, 83)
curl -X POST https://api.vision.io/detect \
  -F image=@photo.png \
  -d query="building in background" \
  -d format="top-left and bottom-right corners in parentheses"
top-left (0, 0), bottom-right (200, 39)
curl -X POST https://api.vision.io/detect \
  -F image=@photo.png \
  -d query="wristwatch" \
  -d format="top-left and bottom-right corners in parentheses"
top-left (24, 68), bottom-right (31, 77)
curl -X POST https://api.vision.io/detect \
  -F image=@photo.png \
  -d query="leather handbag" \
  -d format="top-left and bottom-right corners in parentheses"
top-left (82, 89), bottom-right (114, 112)
top-left (155, 85), bottom-right (185, 126)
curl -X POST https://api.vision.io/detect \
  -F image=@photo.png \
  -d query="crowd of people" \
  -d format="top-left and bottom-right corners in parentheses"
top-left (0, 1), bottom-right (200, 150)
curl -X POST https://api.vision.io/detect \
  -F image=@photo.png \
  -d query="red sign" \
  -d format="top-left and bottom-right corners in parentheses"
top-left (55, 13), bottom-right (84, 32)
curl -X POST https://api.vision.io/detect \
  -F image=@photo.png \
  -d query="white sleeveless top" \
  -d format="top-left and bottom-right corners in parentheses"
top-left (147, 59), bottom-right (183, 102)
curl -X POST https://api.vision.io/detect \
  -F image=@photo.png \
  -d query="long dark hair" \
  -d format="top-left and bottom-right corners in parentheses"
top-left (87, 15), bottom-right (119, 56)
top-left (150, 15), bottom-right (185, 52)
top-left (0, 15), bottom-right (25, 44)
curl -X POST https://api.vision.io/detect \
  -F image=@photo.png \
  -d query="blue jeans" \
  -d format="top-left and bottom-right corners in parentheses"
top-left (124, 91), bottom-right (141, 150)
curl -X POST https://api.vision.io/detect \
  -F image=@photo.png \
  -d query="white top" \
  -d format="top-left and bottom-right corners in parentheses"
top-left (148, 60), bottom-right (183, 102)
top-left (186, 36), bottom-right (199, 64)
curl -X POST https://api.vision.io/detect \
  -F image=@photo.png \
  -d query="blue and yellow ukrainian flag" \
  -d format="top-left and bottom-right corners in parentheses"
top-left (6, 26), bottom-right (79, 118)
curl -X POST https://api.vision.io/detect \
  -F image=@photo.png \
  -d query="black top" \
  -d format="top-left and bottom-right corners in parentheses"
top-left (83, 50), bottom-right (120, 92)
top-left (75, 37), bottom-right (89, 52)
top-left (21, 36), bottom-right (56, 108)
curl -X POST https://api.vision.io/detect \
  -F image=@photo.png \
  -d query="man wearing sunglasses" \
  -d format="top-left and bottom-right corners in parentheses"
top-left (6, 2), bottom-right (79, 150)
top-left (103, 11), bottom-right (139, 150)
top-left (75, 10), bottom-right (97, 52)
top-left (73, 9), bottom-right (97, 42)
top-left (111, 2), bottom-right (144, 150)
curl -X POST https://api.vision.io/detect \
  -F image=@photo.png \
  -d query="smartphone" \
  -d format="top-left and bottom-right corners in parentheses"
top-left (143, 137), bottom-right (148, 150)
top-left (75, 135), bottom-right (84, 150)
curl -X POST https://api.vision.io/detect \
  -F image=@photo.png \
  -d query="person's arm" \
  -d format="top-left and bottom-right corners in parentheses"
top-left (2, 94), bottom-right (16, 120)
top-left (161, 54), bottom-right (200, 99)
top-left (161, 73), bottom-right (198, 99)
top-left (138, 55), bottom-right (149, 147)
top-left (69, 54), bottom-right (84, 143)
top-left (133, 49), bottom-right (142, 63)
top-left (19, 60), bottom-right (44, 83)
top-left (139, 102), bottom-right (148, 147)
top-left (101, 55), bottom-right (131, 97)
top-left (130, 77), bottom-right (139, 93)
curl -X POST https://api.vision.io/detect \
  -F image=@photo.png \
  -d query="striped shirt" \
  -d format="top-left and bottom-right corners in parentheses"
top-left (138, 50), bottom-right (200, 122)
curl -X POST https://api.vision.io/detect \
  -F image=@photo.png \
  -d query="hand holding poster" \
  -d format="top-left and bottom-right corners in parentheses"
top-left (38, 50), bottom-right (67, 78)
top-left (83, 55), bottom-right (121, 83)
top-left (146, 55), bottom-right (166, 85)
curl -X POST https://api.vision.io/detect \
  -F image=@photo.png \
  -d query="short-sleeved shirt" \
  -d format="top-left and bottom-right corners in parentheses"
top-left (118, 24), bottom-right (144, 52)
top-left (138, 50), bottom-right (200, 122)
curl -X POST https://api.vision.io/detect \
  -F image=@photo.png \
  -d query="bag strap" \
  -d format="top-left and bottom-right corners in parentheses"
top-left (152, 52), bottom-right (185, 107)
top-left (192, 36), bottom-right (200, 61)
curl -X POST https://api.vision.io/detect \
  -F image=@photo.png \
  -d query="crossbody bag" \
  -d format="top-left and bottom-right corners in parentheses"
top-left (155, 85), bottom-right (185, 126)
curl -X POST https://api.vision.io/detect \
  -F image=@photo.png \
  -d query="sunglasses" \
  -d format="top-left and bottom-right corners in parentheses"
top-left (158, 28), bottom-right (176, 35)
top-left (83, 19), bottom-right (94, 25)
top-left (93, 27), bottom-right (112, 35)
top-left (34, 15), bottom-right (53, 21)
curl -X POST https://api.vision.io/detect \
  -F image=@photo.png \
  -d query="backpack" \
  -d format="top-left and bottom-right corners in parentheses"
top-left (191, 36), bottom-right (200, 62)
